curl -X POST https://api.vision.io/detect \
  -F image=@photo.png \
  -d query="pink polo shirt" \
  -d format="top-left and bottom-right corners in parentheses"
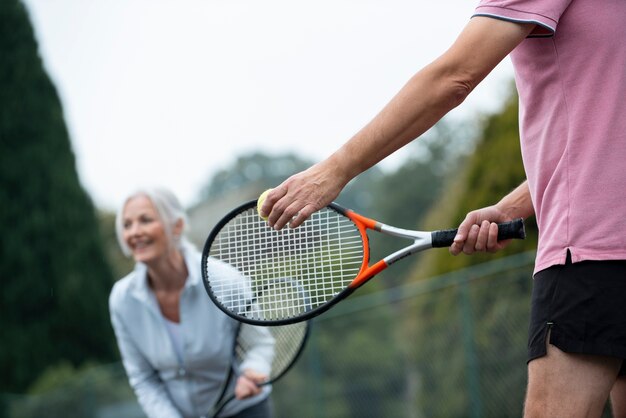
top-left (474, 0), bottom-right (626, 273)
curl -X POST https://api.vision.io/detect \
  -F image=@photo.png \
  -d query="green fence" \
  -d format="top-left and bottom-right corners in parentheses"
top-left (8, 251), bottom-right (598, 418)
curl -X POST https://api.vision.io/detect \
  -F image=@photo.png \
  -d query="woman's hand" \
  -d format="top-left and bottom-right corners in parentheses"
top-left (234, 369), bottom-right (268, 399)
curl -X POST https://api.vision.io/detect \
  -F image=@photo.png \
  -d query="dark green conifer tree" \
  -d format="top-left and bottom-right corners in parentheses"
top-left (0, 0), bottom-right (116, 395)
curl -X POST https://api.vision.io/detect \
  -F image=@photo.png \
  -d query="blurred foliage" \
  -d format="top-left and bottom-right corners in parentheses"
top-left (399, 85), bottom-right (540, 416)
top-left (199, 152), bottom-right (313, 201)
top-left (407, 265), bottom-right (532, 417)
top-left (413, 85), bottom-right (538, 280)
top-left (270, 258), bottom-right (537, 418)
top-left (0, 0), bottom-right (117, 398)
top-left (4, 261), bottom-right (614, 418)
top-left (3, 1), bottom-right (550, 415)
top-left (360, 121), bottom-right (474, 288)
top-left (8, 362), bottom-right (137, 418)
top-left (97, 211), bottom-right (135, 281)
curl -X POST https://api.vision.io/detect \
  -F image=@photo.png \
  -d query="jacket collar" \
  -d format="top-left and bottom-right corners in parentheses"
top-left (129, 244), bottom-right (201, 306)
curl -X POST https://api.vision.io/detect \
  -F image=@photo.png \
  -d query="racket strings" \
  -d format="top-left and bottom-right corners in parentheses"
top-left (206, 207), bottom-right (364, 321)
top-left (235, 323), bottom-right (308, 381)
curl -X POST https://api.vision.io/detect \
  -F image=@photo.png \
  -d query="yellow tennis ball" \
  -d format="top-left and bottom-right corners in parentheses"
top-left (257, 189), bottom-right (272, 220)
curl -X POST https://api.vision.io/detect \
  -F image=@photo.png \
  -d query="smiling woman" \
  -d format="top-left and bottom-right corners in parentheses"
top-left (109, 187), bottom-right (276, 418)
top-left (122, 198), bottom-right (168, 260)
top-left (116, 189), bottom-right (188, 264)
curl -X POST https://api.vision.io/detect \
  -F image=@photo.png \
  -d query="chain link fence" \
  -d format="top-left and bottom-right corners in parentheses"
top-left (3, 252), bottom-right (614, 417)
top-left (274, 251), bottom-right (536, 418)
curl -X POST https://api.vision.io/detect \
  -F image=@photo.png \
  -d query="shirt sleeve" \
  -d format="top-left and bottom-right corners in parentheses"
top-left (473, 0), bottom-right (574, 37)
top-left (237, 324), bottom-right (276, 376)
top-left (110, 292), bottom-right (183, 418)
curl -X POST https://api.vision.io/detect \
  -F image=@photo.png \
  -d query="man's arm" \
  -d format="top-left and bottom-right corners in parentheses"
top-left (262, 17), bottom-right (535, 230)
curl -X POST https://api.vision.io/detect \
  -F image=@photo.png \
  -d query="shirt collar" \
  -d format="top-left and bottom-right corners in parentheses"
top-left (129, 244), bottom-right (202, 304)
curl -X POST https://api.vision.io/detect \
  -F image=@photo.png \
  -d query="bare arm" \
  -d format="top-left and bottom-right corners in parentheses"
top-left (262, 17), bottom-right (535, 230)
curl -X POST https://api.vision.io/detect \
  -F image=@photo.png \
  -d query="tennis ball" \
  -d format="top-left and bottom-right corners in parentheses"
top-left (257, 189), bottom-right (272, 220)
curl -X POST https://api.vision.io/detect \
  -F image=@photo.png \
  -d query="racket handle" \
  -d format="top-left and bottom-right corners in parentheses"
top-left (431, 218), bottom-right (526, 248)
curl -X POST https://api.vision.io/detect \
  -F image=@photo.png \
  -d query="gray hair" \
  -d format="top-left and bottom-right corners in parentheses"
top-left (115, 187), bottom-right (192, 257)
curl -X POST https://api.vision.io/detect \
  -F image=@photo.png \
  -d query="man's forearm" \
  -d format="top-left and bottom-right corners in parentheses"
top-left (496, 180), bottom-right (535, 220)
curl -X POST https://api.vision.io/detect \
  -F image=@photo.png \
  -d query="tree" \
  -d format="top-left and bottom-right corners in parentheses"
top-left (415, 85), bottom-right (538, 279)
top-left (98, 211), bottom-right (135, 281)
top-left (199, 152), bottom-right (314, 201)
top-left (0, 0), bottom-right (117, 396)
top-left (400, 86), bottom-right (539, 417)
top-left (363, 120), bottom-right (474, 287)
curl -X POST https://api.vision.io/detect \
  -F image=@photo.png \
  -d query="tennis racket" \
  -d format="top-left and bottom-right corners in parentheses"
top-left (201, 200), bottom-right (526, 325)
top-left (209, 320), bottom-right (310, 417)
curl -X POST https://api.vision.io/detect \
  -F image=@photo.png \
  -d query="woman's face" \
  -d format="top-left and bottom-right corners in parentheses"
top-left (122, 195), bottom-right (170, 264)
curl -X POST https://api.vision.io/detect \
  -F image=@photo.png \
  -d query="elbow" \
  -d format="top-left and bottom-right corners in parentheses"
top-left (447, 78), bottom-right (474, 109)
top-left (427, 60), bottom-right (479, 109)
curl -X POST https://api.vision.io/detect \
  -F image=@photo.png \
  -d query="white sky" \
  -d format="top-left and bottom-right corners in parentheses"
top-left (23, 0), bottom-right (514, 211)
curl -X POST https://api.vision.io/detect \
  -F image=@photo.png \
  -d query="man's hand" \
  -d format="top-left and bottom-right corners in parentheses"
top-left (260, 160), bottom-right (348, 230)
top-left (449, 206), bottom-right (513, 256)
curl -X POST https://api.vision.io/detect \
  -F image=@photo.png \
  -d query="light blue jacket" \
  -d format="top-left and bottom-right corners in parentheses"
top-left (109, 246), bottom-right (272, 418)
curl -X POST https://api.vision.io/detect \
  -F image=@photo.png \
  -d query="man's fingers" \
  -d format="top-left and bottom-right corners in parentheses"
top-left (269, 202), bottom-right (300, 230)
top-left (451, 214), bottom-right (480, 255)
top-left (462, 224), bottom-right (480, 254)
top-left (287, 205), bottom-right (317, 230)
top-left (474, 220), bottom-right (491, 251)
top-left (450, 207), bottom-right (512, 256)
top-left (486, 222), bottom-right (500, 252)
top-left (260, 187), bottom-right (286, 219)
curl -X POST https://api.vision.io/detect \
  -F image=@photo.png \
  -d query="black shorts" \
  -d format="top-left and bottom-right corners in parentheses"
top-left (528, 253), bottom-right (626, 376)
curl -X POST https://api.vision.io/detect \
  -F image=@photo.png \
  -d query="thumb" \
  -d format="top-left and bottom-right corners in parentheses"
top-left (453, 217), bottom-right (475, 243)
top-left (243, 369), bottom-right (268, 384)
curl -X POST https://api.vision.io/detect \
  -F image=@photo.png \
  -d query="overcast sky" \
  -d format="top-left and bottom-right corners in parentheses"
top-left (23, 0), bottom-right (514, 211)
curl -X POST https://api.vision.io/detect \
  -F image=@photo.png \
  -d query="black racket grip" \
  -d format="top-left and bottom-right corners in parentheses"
top-left (431, 218), bottom-right (526, 248)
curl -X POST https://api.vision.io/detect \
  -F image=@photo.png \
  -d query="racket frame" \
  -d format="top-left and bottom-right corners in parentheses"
top-left (202, 200), bottom-right (525, 325)
top-left (334, 203), bottom-right (434, 289)
top-left (209, 321), bottom-right (311, 417)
